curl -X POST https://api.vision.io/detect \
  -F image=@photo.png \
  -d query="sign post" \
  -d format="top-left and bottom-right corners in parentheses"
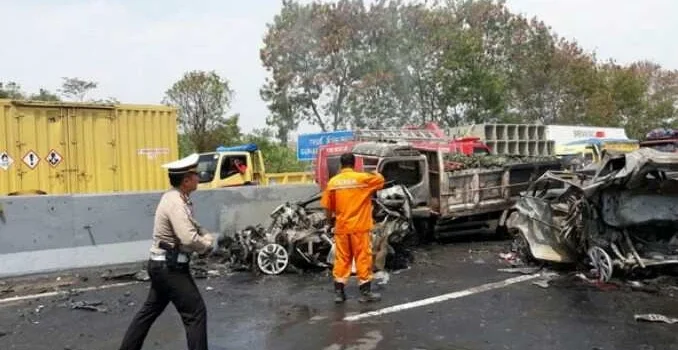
top-left (297, 130), bottom-right (354, 161)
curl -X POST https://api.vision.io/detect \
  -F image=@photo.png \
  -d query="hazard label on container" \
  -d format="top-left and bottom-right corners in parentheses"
top-left (22, 150), bottom-right (40, 169)
top-left (0, 151), bottom-right (13, 170)
top-left (45, 149), bottom-right (63, 167)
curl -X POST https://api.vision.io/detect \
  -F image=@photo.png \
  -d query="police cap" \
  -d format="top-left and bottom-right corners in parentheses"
top-left (161, 153), bottom-right (200, 175)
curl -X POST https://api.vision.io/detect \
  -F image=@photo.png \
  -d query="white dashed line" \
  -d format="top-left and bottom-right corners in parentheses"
top-left (344, 273), bottom-right (540, 322)
top-left (0, 281), bottom-right (141, 305)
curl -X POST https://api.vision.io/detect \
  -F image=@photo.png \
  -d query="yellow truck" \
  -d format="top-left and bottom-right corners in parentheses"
top-left (555, 137), bottom-right (639, 170)
top-left (0, 99), bottom-right (313, 196)
top-left (195, 143), bottom-right (314, 189)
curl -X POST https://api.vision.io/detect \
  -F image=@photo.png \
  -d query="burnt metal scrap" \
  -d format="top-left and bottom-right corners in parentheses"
top-left (219, 184), bottom-right (417, 276)
top-left (506, 148), bottom-right (678, 282)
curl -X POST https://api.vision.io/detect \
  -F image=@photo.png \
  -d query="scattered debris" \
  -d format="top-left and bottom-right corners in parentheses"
top-left (100, 269), bottom-right (149, 282)
top-left (532, 280), bottom-right (550, 288)
top-left (499, 252), bottom-right (522, 266)
top-left (374, 271), bottom-right (390, 285)
top-left (69, 300), bottom-right (108, 313)
top-left (635, 314), bottom-right (678, 324)
top-left (498, 267), bottom-right (541, 275)
top-left (0, 283), bottom-right (14, 294)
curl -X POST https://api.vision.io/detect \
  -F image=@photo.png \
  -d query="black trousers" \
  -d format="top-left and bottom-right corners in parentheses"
top-left (118, 260), bottom-right (208, 350)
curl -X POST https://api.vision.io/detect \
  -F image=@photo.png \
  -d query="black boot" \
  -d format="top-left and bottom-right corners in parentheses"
top-left (334, 282), bottom-right (346, 304)
top-left (358, 281), bottom-right (381, 303)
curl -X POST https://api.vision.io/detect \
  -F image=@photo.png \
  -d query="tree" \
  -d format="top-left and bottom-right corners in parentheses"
top-left (58, 77), bottom-right (98, 101)
top-left (29, 88), bottom-right (61, 102)
top-left (239, 128), bottom-right (307, 173)
top-left (260, 0), bottom-right (369, 132)
top-left (163, 70), bottom-right (236, 152)
top-left (0, 82), bottom-right (25, 99)
top-left (259, 0), bottom-right (678, 137)
top-left (260, 79), bottom-right (300, 144)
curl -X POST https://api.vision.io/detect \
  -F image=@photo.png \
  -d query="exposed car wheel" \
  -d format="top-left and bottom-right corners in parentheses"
top-left (510, 229), bottom-right (537, 265)
top-left (256, 243), bottom-right (289, 275)
top-left (587, 246), bottom-right (613, 283)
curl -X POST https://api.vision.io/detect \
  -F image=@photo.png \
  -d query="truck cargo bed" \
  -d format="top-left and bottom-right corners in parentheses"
top-left (438, 159), bottom-right (561, 218)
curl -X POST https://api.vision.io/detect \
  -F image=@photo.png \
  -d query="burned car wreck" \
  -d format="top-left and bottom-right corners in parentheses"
top-left (505, 148), bottom-right (678, 282)
top-left (220, 183), bottom-right (416, 276)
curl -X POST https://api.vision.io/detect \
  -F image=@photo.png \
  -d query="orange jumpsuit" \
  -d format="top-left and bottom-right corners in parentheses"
top-left (320, 168), bottom-right (385, 285)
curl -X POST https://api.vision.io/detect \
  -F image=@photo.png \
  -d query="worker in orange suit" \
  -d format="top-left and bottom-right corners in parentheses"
top-left (320, 152), bottom-right (385, 303)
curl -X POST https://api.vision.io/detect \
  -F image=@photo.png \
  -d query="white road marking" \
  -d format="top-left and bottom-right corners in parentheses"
top-left (344, 273), bottom-right (540, 322)
top-left (0, 281), bottom-right (141, 306)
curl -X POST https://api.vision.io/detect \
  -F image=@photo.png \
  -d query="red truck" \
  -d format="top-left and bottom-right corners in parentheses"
top-left (313, 123), bottom-right (561, 241)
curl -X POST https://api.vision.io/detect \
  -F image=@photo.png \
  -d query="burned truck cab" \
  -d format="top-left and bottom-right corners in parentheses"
top-left (351, 142), bottom-right (431, 209)
top-left (315, 141), bottom-right (433, 216)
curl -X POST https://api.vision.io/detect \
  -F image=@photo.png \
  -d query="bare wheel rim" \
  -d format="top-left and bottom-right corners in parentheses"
top-left (588, 246), bottom-right (613, 283)
top-left (256, 243), bottom-right (289, 275)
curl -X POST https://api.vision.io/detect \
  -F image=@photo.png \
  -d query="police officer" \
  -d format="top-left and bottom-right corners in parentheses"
top-left (118, 153), bottom-right (225, 350)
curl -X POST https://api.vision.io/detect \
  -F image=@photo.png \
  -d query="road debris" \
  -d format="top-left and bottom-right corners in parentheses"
top-left (498, 267), bottom-right (541, 275)
top-left (68, 300), bottom-right (108, 313)
top-left (100, 269), bottom-right (149, 282)
top-left (532, 280), bottom-right (550, 288)
top-left (635, 313), bottom-right (678, 324)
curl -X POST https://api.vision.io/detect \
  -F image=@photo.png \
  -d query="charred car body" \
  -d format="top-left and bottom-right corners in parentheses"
top-left (221, 183), bottom-right (416, 275)
top-left (504, 148), bottom-right (678, 282)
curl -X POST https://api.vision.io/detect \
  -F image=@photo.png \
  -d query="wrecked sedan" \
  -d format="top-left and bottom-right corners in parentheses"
top-left (221, 183), bottom-right (416, 275)
top-left (504, 148), bottom-right (678, 282)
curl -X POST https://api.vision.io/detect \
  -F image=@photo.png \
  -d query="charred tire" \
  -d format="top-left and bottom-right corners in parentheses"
top-left (510, 229), bottom-right (537, 265)
top-left (256, 243), bottom-right (289, 275)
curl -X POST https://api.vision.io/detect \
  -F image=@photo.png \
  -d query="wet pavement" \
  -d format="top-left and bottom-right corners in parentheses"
top-left (1, 240), bottom-right (678, 350)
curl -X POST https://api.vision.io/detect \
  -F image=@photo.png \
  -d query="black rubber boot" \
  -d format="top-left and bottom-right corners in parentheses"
top-left (334, 282), bottom-right (346, 304)
top-left (358, 281), bottom-right (381, 303)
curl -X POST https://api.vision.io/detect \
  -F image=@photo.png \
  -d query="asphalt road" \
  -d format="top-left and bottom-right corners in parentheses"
top-left (1, 240), bottom-right (677, 350)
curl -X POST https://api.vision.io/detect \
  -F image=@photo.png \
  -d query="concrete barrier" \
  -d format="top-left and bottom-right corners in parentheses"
top-left (0, 184), bottom-right (320, 278)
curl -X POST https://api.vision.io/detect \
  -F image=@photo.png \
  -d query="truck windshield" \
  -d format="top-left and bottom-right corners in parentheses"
top-left (196, 153), bottom-right (219, 183)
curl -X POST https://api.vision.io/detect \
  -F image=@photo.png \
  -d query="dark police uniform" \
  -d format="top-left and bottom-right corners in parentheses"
top-left (118, 153), bottom-right (219, 350)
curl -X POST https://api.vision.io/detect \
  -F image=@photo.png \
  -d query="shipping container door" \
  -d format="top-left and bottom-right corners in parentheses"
top-left (9, 104), bottom-right (70, 195)
top-left (66, 107), bottom-right (117, 194)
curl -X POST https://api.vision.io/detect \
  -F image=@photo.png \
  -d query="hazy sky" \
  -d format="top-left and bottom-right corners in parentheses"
top-left (1, 0), bottom-right (676, 137)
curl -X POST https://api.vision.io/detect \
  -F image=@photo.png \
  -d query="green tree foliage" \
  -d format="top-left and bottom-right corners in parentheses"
top-left (0, 82), bottom-right (60, 101)
top-left (58, 77), bottom-right (98, 102)
top-left (0, 82), bottom-right (25, 99)
top-left (261, 0), bottom-right (678, 139)
top-left (29, 88), bottom-right (61, 102)
top-left (164, 70), bottom-right (238, 152)
top-left (239, 128), bottom-right (307, 173)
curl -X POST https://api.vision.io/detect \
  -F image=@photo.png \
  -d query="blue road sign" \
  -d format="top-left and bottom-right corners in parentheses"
top-left (297, 130), bottom-right (354, 161)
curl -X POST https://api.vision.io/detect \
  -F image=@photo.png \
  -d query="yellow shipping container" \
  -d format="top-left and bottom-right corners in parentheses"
top-left (0, 99), bottom-right (179, 195)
